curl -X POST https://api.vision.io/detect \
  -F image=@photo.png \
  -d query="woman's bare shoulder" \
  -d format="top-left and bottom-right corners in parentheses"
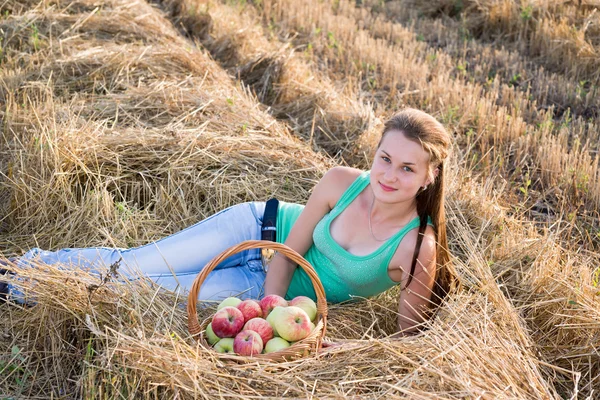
top-left (319, 166), bottom-right (365, 208)
top-left (325, 166), bottom-right (363, 183)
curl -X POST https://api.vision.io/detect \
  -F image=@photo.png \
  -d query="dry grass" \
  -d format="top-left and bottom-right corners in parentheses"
top-left (164, 0), bottom-right (377, 165)
top-left (1, 0), bottom-right (599, 398)
top-left (412, 0), bottom-right (600, 82)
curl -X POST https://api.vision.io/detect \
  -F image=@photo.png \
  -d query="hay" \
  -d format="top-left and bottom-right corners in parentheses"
top-left (167, 0), bottom-right (377, 166)
top-left (0, 227), bottom-right (557, 399)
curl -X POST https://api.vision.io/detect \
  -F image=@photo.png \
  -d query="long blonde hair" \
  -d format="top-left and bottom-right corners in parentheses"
top-left (379, 108), bottom-right (459, 310)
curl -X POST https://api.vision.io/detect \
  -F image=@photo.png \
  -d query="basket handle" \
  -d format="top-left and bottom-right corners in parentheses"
top-left (186, 240), bottom-right (328, 343)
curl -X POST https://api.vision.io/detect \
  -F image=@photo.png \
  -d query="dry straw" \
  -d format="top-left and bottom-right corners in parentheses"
top-left (167, 0), bottom-right (378, 166)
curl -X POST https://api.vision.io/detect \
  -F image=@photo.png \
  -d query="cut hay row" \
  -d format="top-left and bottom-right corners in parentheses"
top-left (490, 227), bottom-right (600, 395)
top-left (0, 0), bottom-right (330, 251)
top-left (450, 167), bottom-right (600, 397)
top-left (158, 0), bottom-right (377, 167)
top-left (338, 0), bottom-right (600, 131)
top-left (247, 0), bottom-right (600, 247)
top-left (406, 0), bottom-right (600, 85)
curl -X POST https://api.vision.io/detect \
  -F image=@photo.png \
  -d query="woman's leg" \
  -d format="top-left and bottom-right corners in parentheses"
top-left (10, 202), bottom-right (267, 301)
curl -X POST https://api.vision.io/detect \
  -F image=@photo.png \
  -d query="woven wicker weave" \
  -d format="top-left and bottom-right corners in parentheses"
top-left (187, 240), bottom-right (328, 361)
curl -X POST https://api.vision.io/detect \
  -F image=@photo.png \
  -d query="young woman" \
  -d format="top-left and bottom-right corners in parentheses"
top-left (1, 108), bottom-right (458, 335)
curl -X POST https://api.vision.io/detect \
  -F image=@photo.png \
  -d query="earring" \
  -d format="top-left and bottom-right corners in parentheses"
top-left (422, 185), bottom-right (428, 190)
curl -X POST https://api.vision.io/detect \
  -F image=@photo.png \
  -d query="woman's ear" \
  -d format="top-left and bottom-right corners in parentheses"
top-left (425, 167), bottom-right (440, 187)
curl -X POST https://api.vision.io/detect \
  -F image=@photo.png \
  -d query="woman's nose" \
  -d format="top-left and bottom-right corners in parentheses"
top-left (383, 168), bottom-right (397, 181)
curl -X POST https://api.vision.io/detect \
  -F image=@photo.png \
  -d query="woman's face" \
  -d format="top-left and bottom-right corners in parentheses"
top-left (370, 129), bottom-right (433, 203)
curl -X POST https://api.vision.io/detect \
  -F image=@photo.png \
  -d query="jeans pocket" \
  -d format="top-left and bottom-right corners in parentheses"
top-left (246, 259), bottom-right (265, 273)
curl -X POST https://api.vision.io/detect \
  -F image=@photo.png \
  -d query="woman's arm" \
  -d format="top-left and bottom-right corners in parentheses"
top-left (263, 166), bottom-right (359, 297)
top-left (395, 227), bottom-right (437, 336)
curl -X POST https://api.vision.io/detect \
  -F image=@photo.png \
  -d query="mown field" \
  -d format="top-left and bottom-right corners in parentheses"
top-left (1, 0), bottom-right (599, 398)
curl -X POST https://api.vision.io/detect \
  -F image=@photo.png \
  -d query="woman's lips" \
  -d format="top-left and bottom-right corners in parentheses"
top-left (379, 182), bottom-right (396, 192)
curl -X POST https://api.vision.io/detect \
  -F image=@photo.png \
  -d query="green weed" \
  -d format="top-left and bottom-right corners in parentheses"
top-left (576, 80), bottom-right (590, 99)
top-left (443, 105), bottom-right (460, 125)
top-left (520, 5), bottom-right (533, 21)
top-left (426, 53), bottom-right (437, 63)
top-left (509, 73), bottom-right (521, 87)
top-left (115, 201), bottom-right (133, 219)
top-left (592, 267), bottom-right (600, 288)
top-left (453, 0), bottom-right (464, 15)
top-left (31, 24), bottom-right (40, 51)
top-left (519, 172), bottom-right (531, 198)
top-left (327, 31), bottom-right (340, 50)
top-left (0, 345), bottom-right (32, 387)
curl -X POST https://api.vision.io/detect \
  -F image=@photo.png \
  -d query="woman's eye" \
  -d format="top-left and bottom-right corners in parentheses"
top-left (382, 156), bottom-right (391, 163)
top-left (403, 166), bottom-right (413, 172)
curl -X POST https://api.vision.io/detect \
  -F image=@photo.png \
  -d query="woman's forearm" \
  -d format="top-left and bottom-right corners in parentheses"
top-left (263, 253), bottom-right (297, 297)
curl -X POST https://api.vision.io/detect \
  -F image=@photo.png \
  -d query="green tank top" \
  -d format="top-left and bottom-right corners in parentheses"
top-left (276, 170), bottom-right (428, 303)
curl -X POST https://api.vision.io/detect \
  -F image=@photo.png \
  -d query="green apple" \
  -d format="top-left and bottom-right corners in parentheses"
top-left (216, 297), bottom-right (242, 310)
top-left (263, 337), bottom-right (291, 354)
top-left (269, 306), bottom-right (312, 342)
top-left (266, 306), bottom-right (285, 337)
top-left (289, 296), bottom-right (317, 322)
top-left (205, 322), bottom-right (221, 346)
top-left (214, 338), bottom-right (235, 354)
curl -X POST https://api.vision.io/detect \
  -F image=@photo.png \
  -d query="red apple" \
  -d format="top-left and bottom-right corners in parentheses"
top-left (243, 317), bottom-right (274, 345)
top-left (269, 306), bottom-right (312, 342)
top-left (289, 296), bottom-right (317, 322)
top-left (237, 299), bottom-right (263, 321)
top-left (211, 306), bottom-right (245, 338)
top-left (259, 294), bottom-right (288, 318)
top-left (233, 330), bottom-right (263, 356)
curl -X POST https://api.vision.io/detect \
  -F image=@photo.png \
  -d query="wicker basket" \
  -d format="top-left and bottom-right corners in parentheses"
top-left (187, 240), bottom-right (328, 362)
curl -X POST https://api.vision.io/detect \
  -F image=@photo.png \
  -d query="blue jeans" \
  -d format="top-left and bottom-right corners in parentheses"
top-left (9, 202), bottom-right (268, 302)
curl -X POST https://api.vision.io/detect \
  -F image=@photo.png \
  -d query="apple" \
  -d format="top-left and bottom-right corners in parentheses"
top-left (243, 317), bottom-right (274, 345)
top-left (237, 299), bottom-right (263, 321)
top-left (217, 297), bottom-right (242, 310)
top-left (205, 322), bottom-right (221, 345)
top-left (214, 338), bottom-right (235, 354)
top-left (289, 296), bottom-right (317, 322)
top-left (269, 306), bottom-right (312, 342)
top-left (263, 337), bottom-right (291, 354)
top-left (211, 306), bottom-right (245, 338)
top-left (233, 330), bottom-right (263, 356)
top-left (266, 305), bottom-right (285, 337)
top-left (259, 294), bottom-right (288, 318)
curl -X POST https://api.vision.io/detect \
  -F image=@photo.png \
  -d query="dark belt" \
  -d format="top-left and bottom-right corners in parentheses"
top-left (260, 198), bottom-right (279, 271)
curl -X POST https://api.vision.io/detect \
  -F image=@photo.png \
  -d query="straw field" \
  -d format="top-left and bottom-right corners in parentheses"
top-left (0, 0), bottom-right (599, 398)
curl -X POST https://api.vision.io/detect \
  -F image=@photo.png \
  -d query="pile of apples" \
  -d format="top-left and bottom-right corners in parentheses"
top-left (204, 294), bottom-right (318, 356)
